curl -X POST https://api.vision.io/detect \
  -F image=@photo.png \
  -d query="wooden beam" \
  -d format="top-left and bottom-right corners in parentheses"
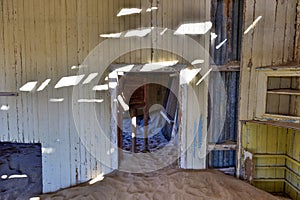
top-left (256, 62), bottom-right (300, 71)
top-left (254, 154), bottom-right (300, 167)
top-left (208, 142), bottom-right (237, 151)
top-left (0, 92), bottom-right (18, 97)
top-left (110, 64), bottom-right (187, 73)
top-left (267, 89), bottom-right (300, 96)
top-left (211, 61), bottom-right (240, 72)
top-left (242, 120), bottom-right (300, 131)
top-left (253, 178), bottom-right (285, 182)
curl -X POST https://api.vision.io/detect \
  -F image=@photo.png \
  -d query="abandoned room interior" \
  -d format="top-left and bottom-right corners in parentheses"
top-left (0, 0), bottom-right (299, 199)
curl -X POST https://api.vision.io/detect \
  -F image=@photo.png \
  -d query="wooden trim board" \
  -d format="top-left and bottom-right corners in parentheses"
top-left (0, 92), bottom-right (18, 96)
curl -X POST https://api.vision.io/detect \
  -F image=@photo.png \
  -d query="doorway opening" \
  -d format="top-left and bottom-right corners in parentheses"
top-left (113, 71), bottom-right (180, 162)
top-left (121, 83), bottom-right (178, 153)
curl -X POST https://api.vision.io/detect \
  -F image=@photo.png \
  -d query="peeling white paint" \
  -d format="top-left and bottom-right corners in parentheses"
top-left (244, 150), bottom-right (253, 161)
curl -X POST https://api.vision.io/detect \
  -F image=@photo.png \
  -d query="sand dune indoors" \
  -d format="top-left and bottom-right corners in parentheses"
top-left (41, 167), bottom-right (284, 200)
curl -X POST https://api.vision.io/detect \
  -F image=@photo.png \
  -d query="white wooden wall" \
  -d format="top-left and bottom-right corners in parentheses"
top-left (240, 0), bottom-right (297, 121)
top-left (0, 0), bottom-right (210, 192)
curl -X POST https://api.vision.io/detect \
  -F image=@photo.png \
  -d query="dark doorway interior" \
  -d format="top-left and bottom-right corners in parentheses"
top-left (117, 73), bottom-right (179, 154)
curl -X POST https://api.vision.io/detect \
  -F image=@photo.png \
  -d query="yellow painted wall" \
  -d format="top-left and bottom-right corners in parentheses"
top-left (242, 122), bottom-right (300, 199)
top-left (286, 129), bottom-right (300, 200)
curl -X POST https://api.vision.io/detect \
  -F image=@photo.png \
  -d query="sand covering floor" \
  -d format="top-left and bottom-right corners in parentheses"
top-left (41, 111), bottom-right (287, 200)
top-left (41, 167), bottom-right (285, 200)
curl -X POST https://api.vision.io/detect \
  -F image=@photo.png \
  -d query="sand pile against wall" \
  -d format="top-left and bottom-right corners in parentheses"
top-left (41, 167), bottom-right (283, 200)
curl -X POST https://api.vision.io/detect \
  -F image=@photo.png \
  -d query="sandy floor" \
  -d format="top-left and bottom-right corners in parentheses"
top-left (41, 165), bottom-right (286, 200)
top-left (40, 110), bottom-right (289, 200)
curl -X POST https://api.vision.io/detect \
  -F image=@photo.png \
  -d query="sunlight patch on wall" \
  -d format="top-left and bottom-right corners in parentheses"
top-left (115, 65), bottom-right (135, 72)
top-left (174, 22), bottom-right (212, 35)
top-left (216, 39), bottom-right (227, 50)
top-left (106, 148), bottom-right (115, 155)
top-left (93, 84), bottom-right (109, 91)
top-left (146, 7), bottom-right (158, 12)
top-left (244, 16), bottom-right (262, 35)
top-left (196, 68), bottom-right (212, 86)
top-left (117, 8), bottom-right (142, 17)
top-left (109, 82), bottom-right (118, 89)
top-left (71, 65), bottom-right (87, 70)
top-left (42, 147), bottom-right (55, 154)
top-left (191, 59), bottom-right (204, 65)
top-left (117, 95), bottom-right (129, 111)
top-left (49, 98), bottom-right (64, 103)
top-left (124, 28), bottom-right (153, 37)
top-left (37, 79), bottom-right (51, 91)
top-left (54, 75), bottom-right (85, 88)
top-left (180, 68), bottom-right (201, 84)
top-left (160, 28), bottom-right (168, 35)
top-left (100, 32), bottom-right (122, 38)
top-left (78, 99), bottom-right (104, 103)
top-left (211, 32), bottom-right (218, 41)
top-left (0, 105), bottom-right (10, 111)
top-left (140, 61), bottom-right (178, 72)
top-left (20, 81), bottom-right (38, 92)
top-left (82, 73), bottom-right (99, 84)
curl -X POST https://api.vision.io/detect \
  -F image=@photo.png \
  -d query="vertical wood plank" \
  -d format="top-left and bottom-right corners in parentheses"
top-left (239, 0), bottom-right (254, 120)
top-left (42, 0), bottom-right (58, 191)
top-left (23, 0), bottom-right (33, 142)
top-left (0, 0), bottom-right (8, 141)
top-left (3, 0), bottom-right (17, 141)
top-left (12, 0), bottom-right (23, 142)
top-left (284, 0), bottom-right (297, 62)
top-left (272, 0), bottom-right (287, 65)
top-left (55, 0), bottom-right (64, 188)
top-left (261, 0), bottom-right (276, 66)
top-left (257, 124), bottom-right (267, 154)
top-left (31, 0), bottom-right (40, 143)
top-left (60, 0), bottom-right (72, 188)
top-left (0, 0), bottom-right (10, 142)
top-left (42, 0), bottom-right (51, 191)
top-left (266, 125), bottom-right (278, 154)
top-left (66, 0), bottom-right (80, 186)
top-left (247, 0), bottom-right (265, 120)
top-left (21, 0), bottom-right (28, 143)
